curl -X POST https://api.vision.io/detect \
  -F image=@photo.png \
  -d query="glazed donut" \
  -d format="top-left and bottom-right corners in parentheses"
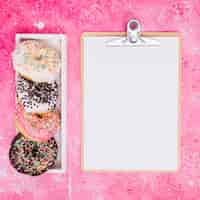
top-left (16, 75), bottom-right (58, 113)
top-left (16, 103), bottom-right (60, 142)
top-left (9, 133), bottom-right (58, 176)
top-left (12, 40), bottom-right (61, 82)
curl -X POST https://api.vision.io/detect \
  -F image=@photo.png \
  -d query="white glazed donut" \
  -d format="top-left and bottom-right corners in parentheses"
top-left (12, 40), bottom-right (61, 83)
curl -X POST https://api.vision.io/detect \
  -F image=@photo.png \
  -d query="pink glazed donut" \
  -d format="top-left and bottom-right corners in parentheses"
top-left (16, 103), bottom-right (60, 142)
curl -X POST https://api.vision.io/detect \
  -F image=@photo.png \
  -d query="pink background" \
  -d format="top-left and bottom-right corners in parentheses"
top-left (0, 0), bottom-right (200, 199)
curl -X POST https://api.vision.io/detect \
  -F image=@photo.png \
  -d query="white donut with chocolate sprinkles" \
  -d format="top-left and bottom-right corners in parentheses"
top-left (16, 75), bottom-right (58, 113)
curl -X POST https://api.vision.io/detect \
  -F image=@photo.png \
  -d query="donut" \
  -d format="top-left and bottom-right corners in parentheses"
top-left (16, 75), bottom-right (58, 113)
top-left (9, 133), bottom-right (58, 176)
top-left (16, 103), bottom-right (60, 142)
top-left (12, 40), bottom-right (61, 82)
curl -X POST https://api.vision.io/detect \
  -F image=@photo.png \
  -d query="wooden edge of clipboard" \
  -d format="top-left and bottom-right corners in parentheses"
top-left (80, 32), bottom-right (182, 173)
top-left (81, 31), bottom-right (181, 37)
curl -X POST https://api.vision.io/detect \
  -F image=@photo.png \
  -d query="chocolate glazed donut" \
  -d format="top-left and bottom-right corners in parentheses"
top-left (9, 133), bottom-right (58, 176)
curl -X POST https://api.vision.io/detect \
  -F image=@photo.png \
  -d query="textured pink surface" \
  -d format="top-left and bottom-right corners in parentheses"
top-left (0, 0), bottom-right (200, 199)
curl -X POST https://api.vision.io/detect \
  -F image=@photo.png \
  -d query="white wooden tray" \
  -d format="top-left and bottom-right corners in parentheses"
top-left (15, 34), bottom-right (67, 173)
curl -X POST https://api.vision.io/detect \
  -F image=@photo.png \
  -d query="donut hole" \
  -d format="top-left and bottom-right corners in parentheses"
top-left (35, 55), bottom-right (43, 61)
top-left (36, 113), bottom-right (43, 119)
top-left (32, 145), bottom-right (39, 157)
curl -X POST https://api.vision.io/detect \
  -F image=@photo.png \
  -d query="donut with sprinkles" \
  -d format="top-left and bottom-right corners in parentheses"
top-left (9, 133), bottom-right (58, 176)
top-left (16, 75), bottom-right (58, 113)
top-left (12, 40), bottom-right (61, 83)
top-left (16, 103), bottom-right (60, 142)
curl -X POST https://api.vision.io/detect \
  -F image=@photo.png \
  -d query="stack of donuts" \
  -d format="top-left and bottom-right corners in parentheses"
top-left (10, 40), bottom-right (61, 176)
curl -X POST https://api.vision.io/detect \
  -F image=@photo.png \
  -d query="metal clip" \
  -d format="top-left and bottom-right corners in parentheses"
top-left (127, 19), bottom-right (141, 43)
top-left (106, 19), bottom-right (160, 47)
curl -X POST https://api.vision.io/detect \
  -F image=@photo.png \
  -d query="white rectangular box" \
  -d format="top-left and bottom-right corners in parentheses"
top-left (15, 34), bottom-right (67, 173)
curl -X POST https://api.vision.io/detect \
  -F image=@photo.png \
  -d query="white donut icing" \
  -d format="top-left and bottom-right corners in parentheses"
top-left (13, 40), bottom-right (61, 83)
top-left (16, 75), bottom-right (58, 113)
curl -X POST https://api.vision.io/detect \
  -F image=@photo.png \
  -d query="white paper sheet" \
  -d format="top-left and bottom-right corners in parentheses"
top-left (83, 34), bottom-right (180, 171)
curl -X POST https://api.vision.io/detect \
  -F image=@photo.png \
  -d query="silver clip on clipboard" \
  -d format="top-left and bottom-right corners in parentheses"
top-left (106, 19), bottom-right (160, 47)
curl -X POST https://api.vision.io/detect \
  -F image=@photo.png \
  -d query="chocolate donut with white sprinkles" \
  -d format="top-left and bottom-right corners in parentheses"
top-left (16, 75), bottom-right (58, 113)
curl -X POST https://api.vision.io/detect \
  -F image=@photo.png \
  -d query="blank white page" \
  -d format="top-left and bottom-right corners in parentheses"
top-left (83, 35), bottom-right (180, 171)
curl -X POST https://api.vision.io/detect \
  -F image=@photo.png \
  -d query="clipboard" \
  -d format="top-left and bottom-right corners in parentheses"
top-left (81, 20), bottom-right (181, 172)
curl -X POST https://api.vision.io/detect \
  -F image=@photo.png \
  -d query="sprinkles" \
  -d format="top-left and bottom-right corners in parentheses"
top-left (12, 40), bottom-right (61, 83)
top-left (11, 39), bottom-right (61, 176)
top-left (9, 133), bottom-right (58, 176)
top-left (16, 75), bottom-right (58, 112)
